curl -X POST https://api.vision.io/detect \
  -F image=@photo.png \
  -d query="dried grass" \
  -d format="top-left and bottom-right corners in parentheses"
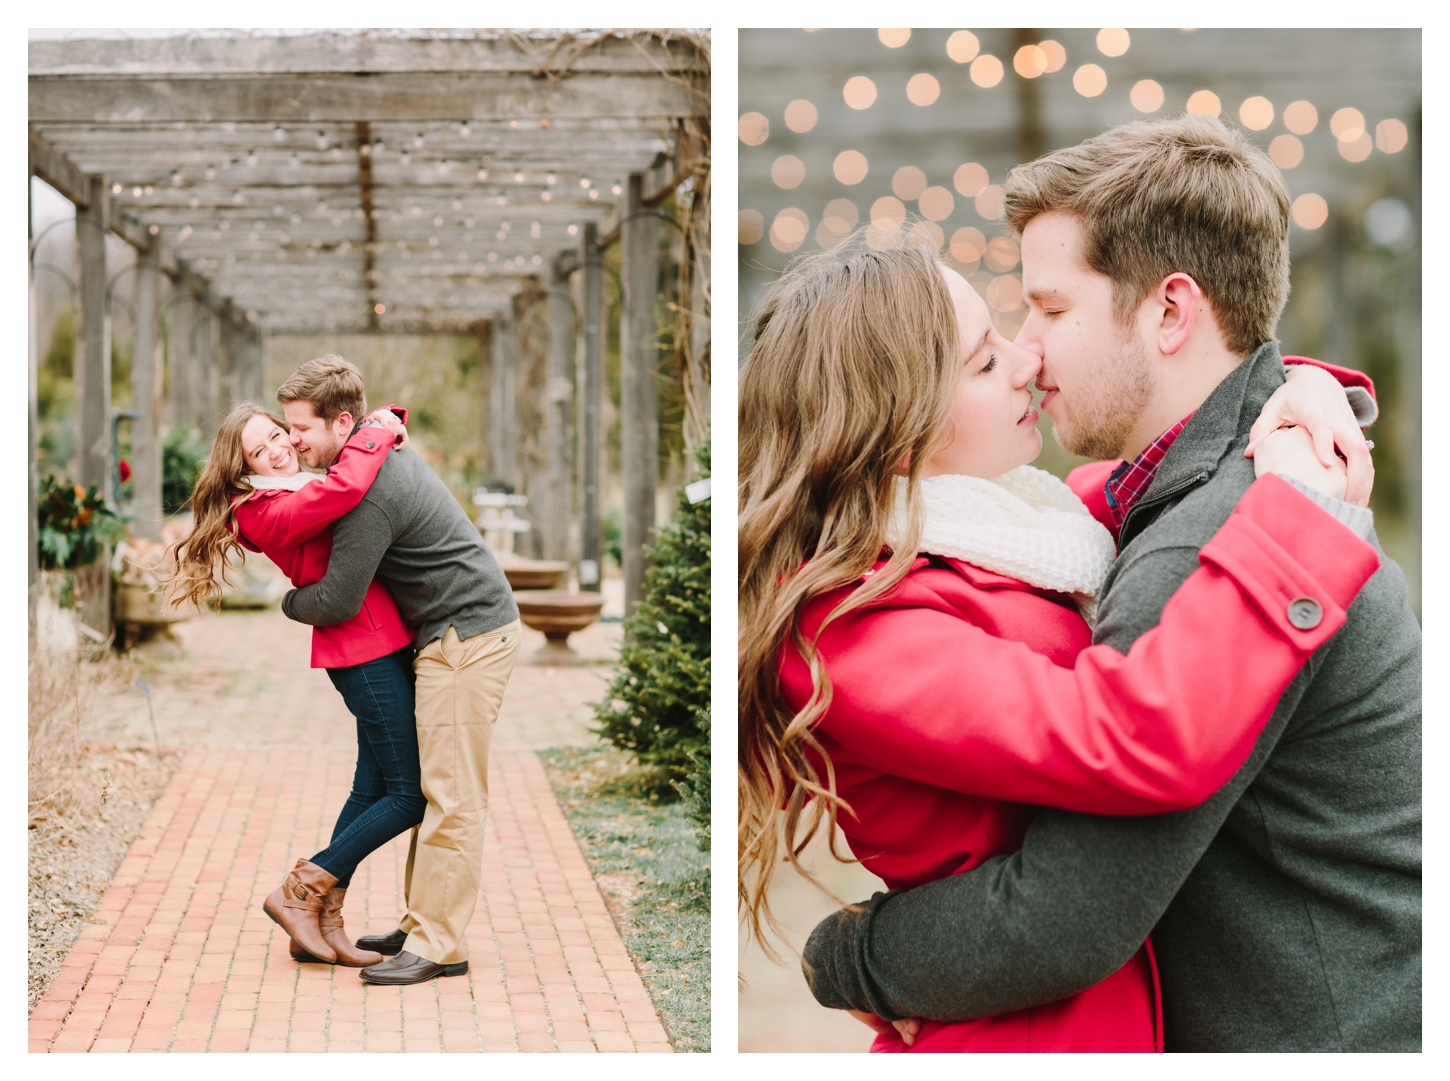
top-left (27, 572), bottom-right (182, 1013)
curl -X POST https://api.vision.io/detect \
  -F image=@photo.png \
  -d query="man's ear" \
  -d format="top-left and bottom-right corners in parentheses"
top-left (1154, 272), bottom-right (1202, 356)
top-left (332, 410), bottom-right (354, 434)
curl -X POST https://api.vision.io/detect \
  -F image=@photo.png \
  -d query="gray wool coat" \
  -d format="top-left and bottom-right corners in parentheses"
top-left (801, 343), bottom-right (1422, 1051)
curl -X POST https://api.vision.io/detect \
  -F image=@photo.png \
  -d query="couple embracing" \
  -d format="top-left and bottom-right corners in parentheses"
top-left (168, 356), bottom-right (519, 986)
top-left (739, 114), bottom-right (1420, 1051)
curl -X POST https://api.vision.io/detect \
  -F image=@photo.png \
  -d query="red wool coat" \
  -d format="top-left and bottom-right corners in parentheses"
top-left (780, 474), bottom-right (1379, 1052)
top-left (232, 412), bottom-right (413, 669)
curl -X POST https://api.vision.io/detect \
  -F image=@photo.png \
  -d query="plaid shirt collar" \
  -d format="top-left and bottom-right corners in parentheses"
top-left (1104, 413), bottom-right (1195, 531)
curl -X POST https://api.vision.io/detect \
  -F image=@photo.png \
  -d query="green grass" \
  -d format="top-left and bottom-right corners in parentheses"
top-left (540, 744), bottom-right (710, 1052)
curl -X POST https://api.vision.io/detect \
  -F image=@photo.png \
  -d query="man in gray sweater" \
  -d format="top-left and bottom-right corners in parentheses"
top-left (277, 356), bottom-right (520, 986)
top-left (801, 117), bottom-right (1421, 1050)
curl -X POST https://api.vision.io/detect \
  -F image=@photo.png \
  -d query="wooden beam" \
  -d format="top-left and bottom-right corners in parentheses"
top-left (28, 127), bottom-right (91, 207)
top-left (30, 72), bottom-right (704, 125)
top-left (28, 33), bottom-right (707, 78)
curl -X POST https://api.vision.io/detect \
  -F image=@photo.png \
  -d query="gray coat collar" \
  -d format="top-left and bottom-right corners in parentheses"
top-left (1145, 341), bottom-right (1285, 497)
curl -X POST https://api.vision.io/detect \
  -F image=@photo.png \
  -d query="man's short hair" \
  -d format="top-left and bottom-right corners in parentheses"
top-left (1004, 113), bottom-right (1291, 357)
top-left (275, 354), bottom-right (367, 423)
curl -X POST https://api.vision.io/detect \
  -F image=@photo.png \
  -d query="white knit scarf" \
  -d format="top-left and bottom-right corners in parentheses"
top-left (246, 472), bottom-right (324, 491)
top-left (890, 466), bottom-right (1117, 623)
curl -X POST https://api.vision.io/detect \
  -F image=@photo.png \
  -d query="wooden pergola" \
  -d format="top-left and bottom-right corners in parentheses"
top-left (29, 29), bottom-right (710, 634)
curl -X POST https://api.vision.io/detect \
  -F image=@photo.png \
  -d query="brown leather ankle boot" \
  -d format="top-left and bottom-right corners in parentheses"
top-left (318, 888), bottom-right (383, 967)
top-left (263, 859), bottom-right (338, 963)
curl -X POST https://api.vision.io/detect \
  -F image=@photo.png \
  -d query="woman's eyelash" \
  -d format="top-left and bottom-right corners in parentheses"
top-left (980, 354), bottom-right (997, 373)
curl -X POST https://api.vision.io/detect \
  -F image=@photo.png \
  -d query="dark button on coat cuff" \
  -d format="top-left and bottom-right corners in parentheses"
top-left (1287, 596), bottom-right (1323, 630)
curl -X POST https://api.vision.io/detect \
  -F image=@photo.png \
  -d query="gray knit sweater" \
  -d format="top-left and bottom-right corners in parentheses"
top-left (281, 446), bottom-right (517, 648)
top-left (801, 344), bottom-right (1422, 1051)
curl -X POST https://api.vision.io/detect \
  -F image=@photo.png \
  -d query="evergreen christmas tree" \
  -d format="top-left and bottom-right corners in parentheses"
top-left (595, 439), bottom-right (710, 791)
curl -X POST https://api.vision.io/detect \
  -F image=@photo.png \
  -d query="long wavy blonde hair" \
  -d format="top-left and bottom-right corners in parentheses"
top-left (164, 402), bottom-right (283, 609)
top-left (738, 238), bottom-right (963, 955)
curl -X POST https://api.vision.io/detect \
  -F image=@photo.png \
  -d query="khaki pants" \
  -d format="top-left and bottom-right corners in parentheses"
top-left (398, 620), bottom-right (519, 965)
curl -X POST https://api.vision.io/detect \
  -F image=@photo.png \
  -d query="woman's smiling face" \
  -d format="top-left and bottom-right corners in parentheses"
top-left (239, 413), bottom-right (300, 477)
top-left (920, 266), bottom-right (1044, 480)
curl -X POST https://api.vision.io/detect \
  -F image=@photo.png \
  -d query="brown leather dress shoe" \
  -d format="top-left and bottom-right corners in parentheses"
top-left (287, 887), bottom-right (383, 967)
top-left (263, 858), bottom-right (338, 963)
top-left (359, 950), bottom-right (468, 985)
top-left (354, 928), bottom-right (408, 956)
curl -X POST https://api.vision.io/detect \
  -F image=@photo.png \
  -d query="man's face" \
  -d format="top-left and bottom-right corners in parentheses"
top-left (281, 401), bottom-right (352, 468)
top-left (1015, 212), bottom-right (1155, 461)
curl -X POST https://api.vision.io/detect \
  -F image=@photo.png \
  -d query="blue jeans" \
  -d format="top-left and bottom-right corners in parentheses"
top-left (311, 645), bottom-right (426, 888)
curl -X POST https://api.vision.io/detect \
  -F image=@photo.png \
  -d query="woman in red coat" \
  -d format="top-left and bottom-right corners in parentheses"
top-left (169, 401), bottom-right (422, 969)
top-left (738, 242), bottom-right (1379, 1052)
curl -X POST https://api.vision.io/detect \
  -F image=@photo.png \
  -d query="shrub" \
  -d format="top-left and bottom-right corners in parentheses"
top-left (595, 438), bottom-right (710, 796)
top-left (36, 476), bottom-right (125, 571)
top-left (671, 708), bottom-right (710, 851)
top-left (162, 426), bottom-right (208, 514)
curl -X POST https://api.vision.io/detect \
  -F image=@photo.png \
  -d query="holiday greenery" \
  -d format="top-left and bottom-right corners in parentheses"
top-left (37, 475), bottom-right (126, 570)
top-left (671, 708), bottom-right (711, 852)
top-left (595, 439), bottom-right (710, 813)
top-left (162, 426), bottom-right (209, 515)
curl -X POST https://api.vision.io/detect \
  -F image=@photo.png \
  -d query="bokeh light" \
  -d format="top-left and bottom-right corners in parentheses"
top-left (844, 76), bottom-right (878, 110)
top-left (975, 184), bottom-right (1005, 220)
top-left (739, 112), bottom-right (769, 146)
top-left (870, 196), bottom-right (907, 229)
top-left (985, 236), bottom-right (1021, 272)
top-left (1269, 134), bottom-right (1304, 169)
top-left (823, 198), bottom-right (860, 229)
top-left (1376, 118), bottom-right (1409, 153)
top-left (919, 186), bottom-right (955, 221)
top-left (954, 162), bottom-right (990, 197)
top-left (1074, 64), bottom-right (1107, 97)
top-left (878, 29), bottom-right (911, 48)
top-left (1330, 107), bottom-right (1366, 141)
top-left (816, 198), bottom-right (860, 250)
top-left (784, 99), bottom-right (818, 133)
top-left (907, 73), bottom-right (942, 106)
top-left (1186, 90), bottom-right (1221, 116)
top-left (738, 209), bottom-right (764, 245)
top-left (1292, 193), bottom-right (1328, 230)
top-left (1239, 96), bottom-right (1274, 130)
top-left (770, 207), bottom-right (809, 251)
top-left (892, 166), bottom-right (928, 200)
top-left (833, 149), bottom-right (869, 185)
top-left (1096, 28), bottom-right (1131, 57)
top-left (1283, 100), bottom-right (1318, 134)
top-left (950, 226), bottom-right (987, 269)
top-left (1338, 131), bottom-right (1372, 162)
top-left (986, 274), bottom-right (1025, 311)
top-left (1131, 79), bottom-right (1164, 112)
top-left (1014, 45), bottom-right (1048, 79)
top-left (866, 227), bottom-right (901, 250)
top-left (1039, 40), bottom-right (1067, 72)
top-left (971, 54), bottom-right (1004, 88)
top-left (908, 220), bottom-right (945, 250)
top-left (772, 155), bottom-right (806, 189)
top-left (946, 31), bottom-right (980, 63)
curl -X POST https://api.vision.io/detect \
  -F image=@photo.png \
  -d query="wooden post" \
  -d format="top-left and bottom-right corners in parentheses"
top-left (166, 297), bottom-right (191, 431)
top-left (246, 330), bottom-right (266, 405)
top-left (544, 256), bottom-right (574, 563)
top-left (218, 305), bottom-right (238, 415)
top-left (130, 258), bottom-right (163, 541)
top-left (578, 223), bottom-right (602, 588)
top-left (75, 174), bottom-right (111, 634)
top-left (197, 308), bottom-right (219, 439)
top-left (490, 306), bottom-right (518, 489)
top-left (28, 180), bottom-right (40, 641)
top-left (620, 172), bottom-right (659, 617)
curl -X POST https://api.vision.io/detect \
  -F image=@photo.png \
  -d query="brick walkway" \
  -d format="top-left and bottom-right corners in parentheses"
top-left (30, 608), bottom-right (673, 1053)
